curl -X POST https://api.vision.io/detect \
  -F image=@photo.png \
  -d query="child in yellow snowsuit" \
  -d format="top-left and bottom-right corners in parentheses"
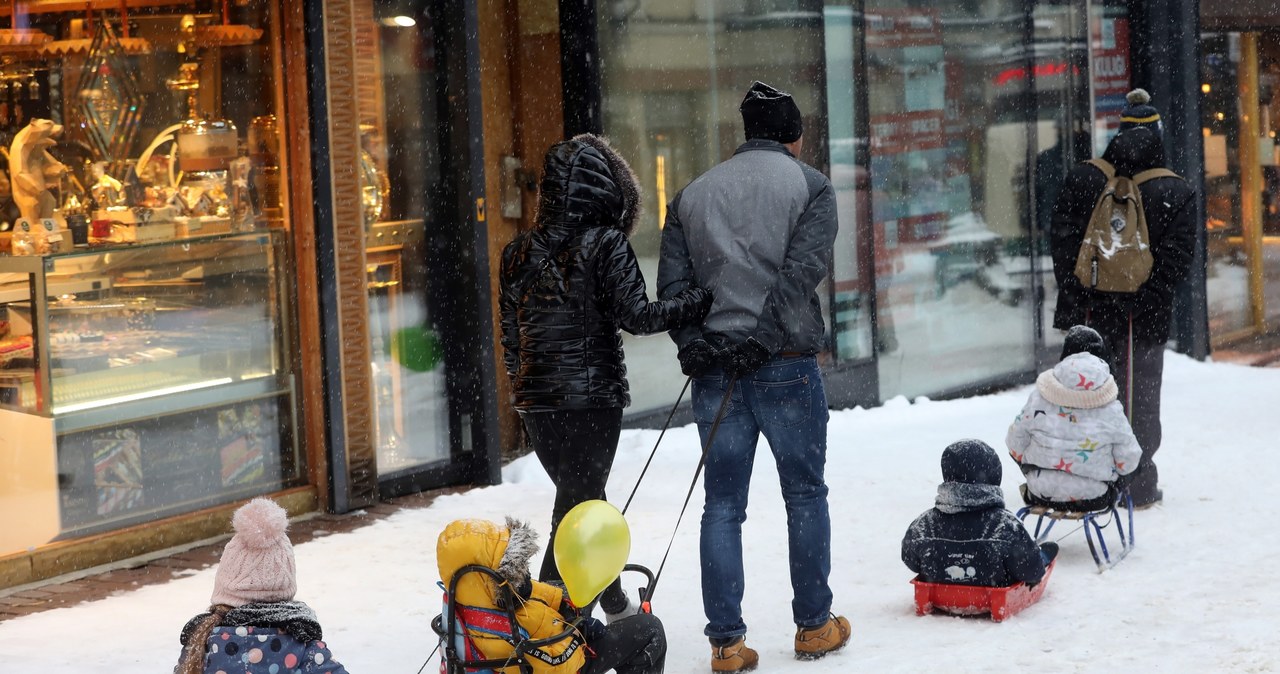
top-left (436, 518), bottom-right (665, 674)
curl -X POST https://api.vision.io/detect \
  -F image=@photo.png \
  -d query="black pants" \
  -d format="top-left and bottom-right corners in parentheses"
top-left (522, 408), bottom-right (628, 612)
top-left (582, 613), bottom-right (666, 674)
top-left (1097, 325), bottom-right (1165, 505)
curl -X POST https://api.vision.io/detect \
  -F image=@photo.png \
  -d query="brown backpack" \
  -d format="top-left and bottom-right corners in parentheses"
top-left (1073, 159), bottom-right (1178, 293)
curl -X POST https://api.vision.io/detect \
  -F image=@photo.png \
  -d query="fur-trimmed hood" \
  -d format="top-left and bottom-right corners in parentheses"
top-left (535, 133), bottom-right (641, 235)
top-left (436, 518), bottom-right (540, 609)
top-left (1036, 353), bottom-right (1118, 409)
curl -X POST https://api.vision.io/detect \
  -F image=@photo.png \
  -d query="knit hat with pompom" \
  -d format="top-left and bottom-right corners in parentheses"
top-left (1119, 88), bottom-right (1162, 136)
top-left (211, 498), bottom-right (297, 607)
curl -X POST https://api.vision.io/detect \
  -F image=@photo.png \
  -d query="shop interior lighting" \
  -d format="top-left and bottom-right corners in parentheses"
top-left (655, 154), bottom-right (667, 229)
top-left (54, 377), bottom-right (236, 415)
top-left (380, 16), bottom-right (416, 27)
top-left (1202, 83), bottom-right (1212, 94)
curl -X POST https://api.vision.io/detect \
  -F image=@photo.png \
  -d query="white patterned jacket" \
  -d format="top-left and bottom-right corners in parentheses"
top-left (1006, 353), bottom-right (1142, 502)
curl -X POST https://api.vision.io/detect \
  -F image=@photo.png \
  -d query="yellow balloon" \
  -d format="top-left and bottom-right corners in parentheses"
top-left (554, 500), bottom-right (631, 607)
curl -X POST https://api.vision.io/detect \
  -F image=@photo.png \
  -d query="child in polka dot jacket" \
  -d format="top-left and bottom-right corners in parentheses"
top-left (174, 498), bottom-right (350, 674)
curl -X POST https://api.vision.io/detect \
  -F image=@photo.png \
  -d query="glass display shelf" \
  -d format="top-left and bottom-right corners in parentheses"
top-left (0, 230), bottom-right (289, 430)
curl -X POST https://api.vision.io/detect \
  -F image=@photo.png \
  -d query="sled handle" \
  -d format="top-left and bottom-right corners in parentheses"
top-left (623, 563), bottom-right (656, 610)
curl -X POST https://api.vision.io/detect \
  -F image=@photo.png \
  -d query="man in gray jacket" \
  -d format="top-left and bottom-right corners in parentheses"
top-left (657, 81), bottom-right (849, 672)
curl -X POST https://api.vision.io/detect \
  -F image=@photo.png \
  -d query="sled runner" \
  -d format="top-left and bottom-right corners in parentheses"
top-left (432, 564), bottom-right (655, 674)
top-left (1016, 486), bottom-right (1134, 572)
top-left (911, 559), bottom-right (1056, 622)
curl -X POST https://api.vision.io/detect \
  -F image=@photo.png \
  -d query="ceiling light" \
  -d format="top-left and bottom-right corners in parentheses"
top-left (379, 15), bottom-right (416, 27)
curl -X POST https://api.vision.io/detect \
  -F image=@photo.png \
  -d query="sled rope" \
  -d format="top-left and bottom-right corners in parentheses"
top-left (1126, 312), bottom-right (1135, 425)
top-left (1053, 522), bottom-right (1085, 543)
top-left (623, 377), bottom-right (692, 515)
top-left (417, 641), bottom-right (441, 674)
top-left (646, 377), bottom-right (738, 603)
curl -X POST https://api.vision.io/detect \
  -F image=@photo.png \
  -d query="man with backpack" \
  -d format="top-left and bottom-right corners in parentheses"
top-left (1049, 89), bottom-right (1196, 510)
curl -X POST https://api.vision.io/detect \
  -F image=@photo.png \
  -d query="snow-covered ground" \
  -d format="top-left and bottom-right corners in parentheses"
top-left (1, 353), bottom-right (1277, 672)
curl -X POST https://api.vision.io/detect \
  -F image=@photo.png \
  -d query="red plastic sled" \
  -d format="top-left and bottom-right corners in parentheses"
top-left (910, 559), bottom-right (1055, 622)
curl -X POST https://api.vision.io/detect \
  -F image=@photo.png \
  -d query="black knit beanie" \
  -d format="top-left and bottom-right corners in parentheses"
top-left (1059, 325), bottom-right (1111, 363)
top-left (940, 439), bottom-right (1002, 486)
top-left (740, 81), bottom-right (803, 144)
top-left (1119, 89), bottom-right (1162, 136)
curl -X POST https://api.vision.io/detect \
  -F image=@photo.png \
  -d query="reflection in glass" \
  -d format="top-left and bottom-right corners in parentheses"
top-left (824, 5), bottom-right (874, 361)
top-left (366, 1), bottom-right (450, 474)
top-left (1033, 0), bottom-right (1092, 354)
top-left (600, 1), bottom-right (829, 412)
top-left (866, 0), bottom-right (1036, 398)
top-left (1201, 32), bottom-right (1280, 345)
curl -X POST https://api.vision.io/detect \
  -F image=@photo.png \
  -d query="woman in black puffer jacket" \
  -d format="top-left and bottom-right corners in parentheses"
top-left (499, 134), bottom-right (710, 616)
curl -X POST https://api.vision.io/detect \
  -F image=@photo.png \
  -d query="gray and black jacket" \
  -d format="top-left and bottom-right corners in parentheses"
top-left (657, 139), bottom-right (837, 355)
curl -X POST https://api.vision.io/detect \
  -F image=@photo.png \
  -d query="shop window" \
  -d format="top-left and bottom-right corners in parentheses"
top-left (1201, 31), bottom-right (1280, 347)
top-left (599, 1), bottom-right (831, 413)
top-left (865, 0), bottom-right (1037, 398)
top-left (0, 2), bottom-right (301, 552)
top-left (1031, 0), bottom-right (1093, 355)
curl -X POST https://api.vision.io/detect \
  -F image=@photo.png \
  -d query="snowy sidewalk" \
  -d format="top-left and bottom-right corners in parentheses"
top-left (0, 353), bottom-right (1276, 672)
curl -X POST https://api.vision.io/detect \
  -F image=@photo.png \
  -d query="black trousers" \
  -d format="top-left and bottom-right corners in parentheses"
top-left (582, 613), bottom-right (667, 674)
top-left (522, 407), bottom-right (628, 612)
top-left (1096, 323), bottom-right (1165, 504)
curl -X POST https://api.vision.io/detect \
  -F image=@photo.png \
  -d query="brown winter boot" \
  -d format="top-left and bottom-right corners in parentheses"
top-left (710, 636), bottom-right (759, 673)
top-left (794, 614), bottom-right (851, 660)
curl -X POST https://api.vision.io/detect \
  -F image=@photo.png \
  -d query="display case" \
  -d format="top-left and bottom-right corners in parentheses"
top-left (0, 231), bottom-right (301, 551)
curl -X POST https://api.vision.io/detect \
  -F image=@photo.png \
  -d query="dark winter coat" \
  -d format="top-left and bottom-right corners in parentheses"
top-left (500, 135), bottom-right (711, 412)
top-left (902, 440), bottom-right (1046, 588)
top-left (1050, 127), bottom-right (1196, 343)
top-left (176, 601), bottom-right (348, 674)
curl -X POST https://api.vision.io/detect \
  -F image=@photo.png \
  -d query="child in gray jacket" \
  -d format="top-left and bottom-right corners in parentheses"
top-left (1006, 326), bottom-right (1141, 510)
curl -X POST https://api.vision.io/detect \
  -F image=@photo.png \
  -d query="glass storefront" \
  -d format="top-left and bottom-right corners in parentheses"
top-left (597, 0), bottom-right (1134, 410)
top-left (1201, 30), bottom-right (1280, 346)
top-left (1029, 0), bottom-right (1131, 356)
top-left (0, 3), bottom-right (302, 554)
top-left (863, 1), bottom-right (1038, 398)
top-left (598, 0), bottom-right (830, 412)
top-left (361, 1), bottom-right (452, 476)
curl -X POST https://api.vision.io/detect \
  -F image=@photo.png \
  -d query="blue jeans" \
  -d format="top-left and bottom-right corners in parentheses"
top-left (692, 356), bottom-right (833, 639)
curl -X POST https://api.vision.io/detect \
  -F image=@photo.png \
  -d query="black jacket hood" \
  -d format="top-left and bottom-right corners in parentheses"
top-left (1101, 127), bottom-right (1166, 177)
top-left (535, 133), bottom-right (641, 235)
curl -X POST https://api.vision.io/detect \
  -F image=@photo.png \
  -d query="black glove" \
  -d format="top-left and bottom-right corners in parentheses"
top-left (579, 616), bottom-right (607, 643)
top-left (1038, 541), bottom-right (1060, 564)
top-left (677, 339), bottom-right (719, 377)
top-left (718, 337), bottom-right (770, 377)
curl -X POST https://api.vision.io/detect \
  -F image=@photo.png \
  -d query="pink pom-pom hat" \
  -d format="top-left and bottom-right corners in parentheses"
top-left (211, 498), bottom-right (297, 607)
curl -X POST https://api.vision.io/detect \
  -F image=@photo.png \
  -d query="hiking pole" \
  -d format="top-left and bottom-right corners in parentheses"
top-left (642, 375), bottom-right (738, 605)
top-left (622, 376), bottom-right (692, 515)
